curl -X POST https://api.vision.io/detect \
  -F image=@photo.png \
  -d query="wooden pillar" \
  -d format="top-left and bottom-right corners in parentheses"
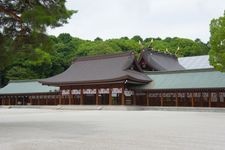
top-left (146, 91), bottom-right (149, 106)
top-left (33, 96), bottom-right (35, 105)
top-left (54, 95), bottom-right (56, 105)
top-left (37, 95), bottom-right (40, 105)
top-left (175, 93), bottom-right (178, 106)
top-left (8, 96), bottom-right (11, 105)
top-left (201, 92), bottom-right (204, 107)
top-left (1, 96), bottom-right (3, 105)
top-left (74, 94), bottom-right (77, 105)
top-left (30, 96), bottom-right (32, 105)
top-left (69, 90), bottom-right (72, 105)
top-left (2, 97), bottom-right (4, 105)
top-left (191, 92), bottom-right (194, 107)
top-left (9, 96), bottom-right (11, 105)
top-left (208, 92), bottom-right (211, 107)
top-left (121, 86), bottom-right (125, 105)
top-left (22, 96), bottom-right (25, 105)
top-left (45, 95), bottom-right (48, 105)
top-left (133, 91), bottom-right (136, 105)
top-left (217, 92), bottom-right (220, 107)
top-left (96, 88), bottom-right (99, 105)
top-left (109, 88), bottom-right (112, 105)
top-left (59, 93), bottom-right (62, 105)
top-left (80, 88), bottom-right (84, 105)
top-left (160, 93), bottom-right (163, 106)
top-left (15, 96), bottom-right (18, 105)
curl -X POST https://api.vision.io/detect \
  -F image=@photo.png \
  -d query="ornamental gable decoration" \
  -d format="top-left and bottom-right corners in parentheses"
top-left (112, 88), bottom-right (122, 94)
top-left (71, 89), bottom-right (81, 95)
top-left (83, 89), bottom-right (96, 94)
top-left (62, 89), bottom-right (70, 95)
top-left (98, 88), bottom-right (109, 94)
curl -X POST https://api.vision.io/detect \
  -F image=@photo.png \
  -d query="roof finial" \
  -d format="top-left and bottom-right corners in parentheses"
top-left (165, 48), bottom-right (173, 55)
top-left (139, 40), bottom-right (144, 49)
top-left (150, 38), bottom-right (154, 44)
top-left (147, 39), bottom-right (154, 49)
top-left (175, 46), bottom-right (180, 56)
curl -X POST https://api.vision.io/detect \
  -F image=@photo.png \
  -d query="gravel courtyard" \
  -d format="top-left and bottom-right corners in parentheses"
top-left (0, 109), bottom-right (225, 150)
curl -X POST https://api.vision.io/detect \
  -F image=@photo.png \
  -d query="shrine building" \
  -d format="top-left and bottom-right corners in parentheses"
top-left (1, 49), bottom-right (225, 107)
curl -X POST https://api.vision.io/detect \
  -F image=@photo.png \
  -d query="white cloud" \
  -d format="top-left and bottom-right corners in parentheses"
top-left (47, 0), bottom-right (225, 42)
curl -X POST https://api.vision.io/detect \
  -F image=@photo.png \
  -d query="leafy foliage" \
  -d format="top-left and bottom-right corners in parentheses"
top-left (1, 33), bottom-right (210, 86)
top-left (0, 0), bottom-right (75, 38)
top-left (0, 0), bottom-right (75, 70)
top-left (209, 11), bottom-right (225, 71)
top-left (0, 0), bottom-right (75, 86)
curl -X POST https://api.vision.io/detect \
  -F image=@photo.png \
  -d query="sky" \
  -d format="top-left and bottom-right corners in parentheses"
top-left (47, 0), bottom-right (225, 43)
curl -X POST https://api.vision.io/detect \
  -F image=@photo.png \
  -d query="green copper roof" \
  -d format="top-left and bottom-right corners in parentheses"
top-left (0, 80), bottom-right (59, 95)
top-left (135, 69), bottom-right (225, 90)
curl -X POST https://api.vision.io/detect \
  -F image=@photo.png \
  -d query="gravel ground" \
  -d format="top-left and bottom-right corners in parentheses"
top-left (0, 108), bottom-right (225, 150)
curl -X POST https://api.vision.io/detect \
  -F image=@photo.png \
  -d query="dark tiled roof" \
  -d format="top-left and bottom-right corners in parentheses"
top-left (40, 52), bottom-right (151, 86)
top-left (139, 49), bottom-right (185, 71)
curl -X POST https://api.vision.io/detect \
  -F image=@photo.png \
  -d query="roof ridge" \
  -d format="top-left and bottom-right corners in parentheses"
top-left (144, 68), bottom-right (216, 74)
top-left (142, 48), bottom-right (177, 59)
top-left (74, 51), bottom-right (134, 62)
top-left (9, 79), bottom-right (39, 83)
top-left (178, 55), bottom-right (209, 59)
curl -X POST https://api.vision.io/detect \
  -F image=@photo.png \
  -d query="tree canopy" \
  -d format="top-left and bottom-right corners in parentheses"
top-left (0, 1), bottom-right (212, 86)
top-left (0, 0), bottom-right (75, 70)
top-left (0, 33), bottom-right (210, 87)
top-left (0, 0), bottom-right (75, 38)
top-left (209, 11), bottom-right (225, 71)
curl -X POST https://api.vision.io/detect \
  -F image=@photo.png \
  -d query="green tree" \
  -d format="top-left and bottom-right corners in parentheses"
top-left (106, 38), bottom-right (142, 53)
top-left (58, 33), bottom-right (73, 44)
top-left (6, 66), bottom-right (39, 80)
top-left (0, 0), bottom-right (75, 69)
top-left (0, 0), bottom-right (75, 38)
top-left (76, 41), bottom-right (119, 56)
top-left (144, 37), bottom-right (209, 57)
top-left (209, 11), bottom-right (225, 71)
top-left (131, 35), bottom-right (143, 42)
top-left (94, 37), bottom-right (103, 41)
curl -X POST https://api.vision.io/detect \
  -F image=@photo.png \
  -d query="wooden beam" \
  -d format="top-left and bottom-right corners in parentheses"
top-left (15, 96), bottom-right (18, 105)
top-left (146, 91), bottom-right (149, 106)
top-left (96, 88), bottom-right (99, 105)
top-left (22, 96), bottom-right (25, 105)
top-left (8, 96), bottom-right (11, 105)
top-left (208, 92), bottom-right (211, 107)
top-left (45, 95), bottom-right (48, 105)
top-left (38, 95), bottom-right (40, 105)
top-left (133, 91), bottom-right (136, 105)
top-left (69, 90), bottom-right (72, 105)
top-left (109, 88), bottom-right (112, 105)
top-left (191, 92), bottom-right (194, 107)
top-left (160, 93), bottom-right (163, 106)
top-left (200, 92), bottom-right (203, 107)
top-left (75, 94), bottom-right (78, 105)
top-left (30, 96), bottom-right (32, 105)
top-left (80, 88), bottom-right (84, 105)
top-left (59, 94), bottom-right (62, 105)
top-left (54, 95), bottom-right (57, 105)
top-left (121, 86), bottom-right (125, 105)
top-left (175, 93), bottom-right (178, 107)
top-left (2, 97), bottom-right (4, 105)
